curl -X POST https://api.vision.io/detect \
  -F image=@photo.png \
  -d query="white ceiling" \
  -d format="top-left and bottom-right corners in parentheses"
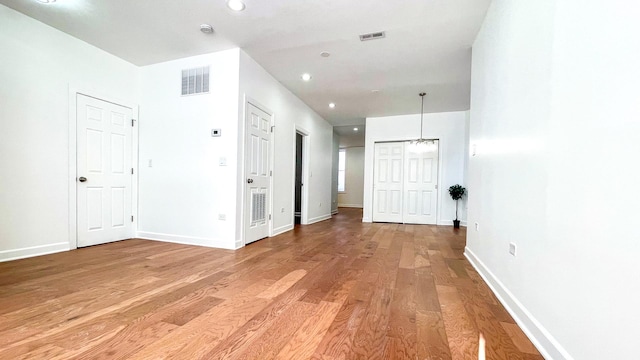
top-left (334, 125), bottom-right (365, 148)
top-left (0, 0), bottom-right (490, 126)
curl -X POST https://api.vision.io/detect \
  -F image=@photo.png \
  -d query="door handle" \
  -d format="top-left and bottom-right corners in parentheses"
top-left (78, 177), bottom-right (87, 182)
top-left (247, 178), bottom-right (253, 184)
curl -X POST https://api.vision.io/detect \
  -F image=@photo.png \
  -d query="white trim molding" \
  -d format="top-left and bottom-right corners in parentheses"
top-left (137, 231), bottom-right (236, 250)
top-left (0, 242), bottom-right (69, 263)
top-left (307, 214), bottom-right (332, 225)
top-left (337, 204), bottom-right (363, 208)
top-left (464, 247), bottom-right (574, 360)
top-left (272, 224), bottom-right (294, 237)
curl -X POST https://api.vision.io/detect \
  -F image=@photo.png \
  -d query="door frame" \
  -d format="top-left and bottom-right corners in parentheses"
top-left (293, 126), bottom-right (310, 225)
top-left (68, 87), bottom-right (139, 250)
top-left (241, 96), bottom-right (274, 246)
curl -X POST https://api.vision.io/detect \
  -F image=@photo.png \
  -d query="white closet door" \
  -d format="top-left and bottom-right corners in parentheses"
top-left (402, 141), bottom-right (439, 225)
top-left (77, 94), bottom-right (133, 247)
top-left (372, 142), bottom-right (404, 223)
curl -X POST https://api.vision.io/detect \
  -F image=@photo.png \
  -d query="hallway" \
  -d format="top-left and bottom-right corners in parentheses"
top-left (0, 208), bottom-right (541, 359)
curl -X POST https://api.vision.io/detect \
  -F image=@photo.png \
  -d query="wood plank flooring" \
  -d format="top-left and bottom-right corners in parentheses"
top-left (0, 208), bottom-right (543, 359)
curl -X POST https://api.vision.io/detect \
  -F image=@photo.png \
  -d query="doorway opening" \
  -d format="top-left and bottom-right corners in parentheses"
top-left (294, 129), bottom-right (309, 225)
top-left (294, 132), bottom-right (304, 224)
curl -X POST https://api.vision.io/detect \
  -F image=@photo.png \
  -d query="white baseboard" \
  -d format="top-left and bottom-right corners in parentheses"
top-left (438, 219), bottom-right (467, 227)
top-left (464, 248), bottom-right (573, 360)
top-left (307, 214), bottom-right (332, 224)
top-left (331, 209), bottom-right (339, 215)
top-left (137, 231), bottom-right (236, 250)
top-left (272, 224), bottom-right (294, 237)
top-left (0, 242), bottom-right (69, 263)
top-left (362, 217), bottom-right (372, 223)
top-left (337, 204), bottom-right (363, 208)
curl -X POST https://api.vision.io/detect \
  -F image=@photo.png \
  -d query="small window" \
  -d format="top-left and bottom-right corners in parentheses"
top-left (338, 149), bottom-right (346, 192)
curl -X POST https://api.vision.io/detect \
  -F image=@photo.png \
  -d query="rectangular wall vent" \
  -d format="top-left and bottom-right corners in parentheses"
top-left (181, 66), bottom-right (210, 96)
top-left (359, 31), bottom-right (386, 41)
top-left (251, 192), bottom-right (266, 225)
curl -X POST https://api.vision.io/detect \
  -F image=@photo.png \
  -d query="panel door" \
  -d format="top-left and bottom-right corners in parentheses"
top-left (372, 142), bottom-right (404, 223)
top-left (245, 103), bottom-right (272, 244)
top-left (402, 140), bottom-right (439, 225)
top-left (77, 94), bottom-right (133, 247)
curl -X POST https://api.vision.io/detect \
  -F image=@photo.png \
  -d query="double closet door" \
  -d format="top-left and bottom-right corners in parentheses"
top-left (372, 141), bottom-right (439, 224)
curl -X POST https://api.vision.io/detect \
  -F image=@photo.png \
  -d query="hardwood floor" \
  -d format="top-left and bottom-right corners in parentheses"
top-left (0, 208), bottom-right (542, 359)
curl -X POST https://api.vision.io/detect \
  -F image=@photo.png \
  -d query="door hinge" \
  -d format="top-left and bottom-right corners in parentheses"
top-left (435, 184), bottom-right (438, 189)
top-left (131, 168), bottom-right (134, 175)
top-left (270, 126), bottom-right (275, 133)
top-left (269, 214), bottom-right (272, 220)
top-left (131, 215), bottom-right (134, 222)
top-left (131, 119), bottom-right (136, 127)
top-left (270, 170), bottom-right (272, 176)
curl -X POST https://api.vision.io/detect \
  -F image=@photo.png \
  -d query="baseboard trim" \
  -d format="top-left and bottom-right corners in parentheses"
top-left (0, 242), bottom-right (69, 263)
top-left (362, 217), bottom-right (372, 223)
top-left (337, 204), bottom-right (363, 208)
top-left (437, 219), bottom-right (467, 227)
top-left (137, 231), bottom-right (235, 250)
top-left (272, 224), bottom-right (294, 237)
top-left (307, 214), bottom-right (332, 225)
top-left (464, 247), bottom-right (572, 360)
top-left (331, 209), bottom-right (339, 215)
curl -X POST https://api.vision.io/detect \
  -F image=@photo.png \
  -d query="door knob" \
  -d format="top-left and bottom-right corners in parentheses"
top-left (78, 177), bottom-right (87, 182)
top-left (247, 178), bottom-right (253, 184)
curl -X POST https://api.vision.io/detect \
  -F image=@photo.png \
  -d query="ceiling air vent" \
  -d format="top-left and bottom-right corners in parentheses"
top-left (181, 66), bottom-right (210, 96)
top-left (359, 31), bottom-right (386, 41)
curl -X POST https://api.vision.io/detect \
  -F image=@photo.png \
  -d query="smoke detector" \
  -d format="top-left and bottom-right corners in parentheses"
top-left (200, 24), bottom-right (214, 34)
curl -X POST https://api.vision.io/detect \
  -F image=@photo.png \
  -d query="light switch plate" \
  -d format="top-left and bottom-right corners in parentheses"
top-left (211, 129), bottom-right (221, 137)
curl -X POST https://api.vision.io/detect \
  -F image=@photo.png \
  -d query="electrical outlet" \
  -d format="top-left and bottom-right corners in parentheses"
top-left (509, 242), bottom-right (517, 256)
top-left (474, 222), bottom-right (479, 231)
top-left (148, 159), bottom-right (153, 167)
top-left (281, 207), bottom-right (285, 213)
top-left (218, 214), bottom-right (226, 221)
top-left (319, 202), bottom-right (322, 207)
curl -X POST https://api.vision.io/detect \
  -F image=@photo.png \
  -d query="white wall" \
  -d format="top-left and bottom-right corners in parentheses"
top-left (138, 49), bottom-right (240, 249)
top-left (0, 5), bottom-right (139, 261)
top-left (238, 50), bottom-right (333, 236)
top-left (467, 1), bottom-right (640, 359)
top-left (363, 111), bottom-right (468, 225)
top-left (338, 147), bottom-right (365, 208)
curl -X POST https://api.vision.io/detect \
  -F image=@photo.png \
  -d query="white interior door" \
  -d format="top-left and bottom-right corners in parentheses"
top-left (77, 94), bottom-right (133, 247)
top-left (245, 103), bottom-right (272, 244)
top-left (403, 141), bottom-right (439, 224)
top-left (372, 142), bottom-right (404, 223)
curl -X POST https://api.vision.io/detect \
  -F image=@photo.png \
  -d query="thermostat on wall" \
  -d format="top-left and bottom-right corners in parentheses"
top-left (211, 129), bottom-right (221, 137)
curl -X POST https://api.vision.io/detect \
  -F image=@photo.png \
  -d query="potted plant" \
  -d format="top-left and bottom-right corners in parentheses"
top-left (448, 184), bottom-right (466, 228)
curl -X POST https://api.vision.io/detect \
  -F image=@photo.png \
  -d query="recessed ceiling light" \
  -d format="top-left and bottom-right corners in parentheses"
top-left (329, 103), bottom-right (336, 108)
top-left (200, 24), bottom-right (214, 34)
top-left (371, 89), bottom-right (380, 93)
top-left (37, 0), bottom-right (55, 3)
top-left (320, 51), bottom-right (331, 58)
top-left (301, 73), bottom-right (312, 81)
top-left (353, 128), bottom-right (359, 132)
top-left (227, 0), bottom-right (246, 11)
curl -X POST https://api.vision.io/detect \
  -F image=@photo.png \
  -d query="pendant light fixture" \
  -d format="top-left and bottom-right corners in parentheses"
top-left (409, 92), bottom-right (435, 153)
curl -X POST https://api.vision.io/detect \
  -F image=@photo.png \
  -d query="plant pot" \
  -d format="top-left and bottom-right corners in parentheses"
top-left (453, 220), bottom-right (461, 229)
